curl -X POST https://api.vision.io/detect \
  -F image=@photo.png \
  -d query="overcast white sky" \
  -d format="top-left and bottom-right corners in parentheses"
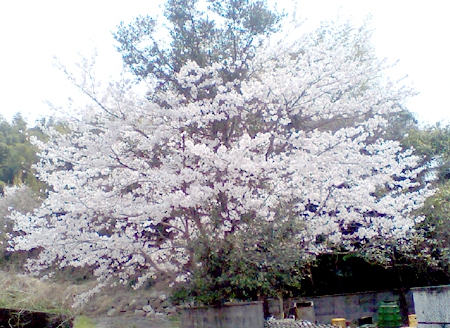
top-left (0, 0), bottom-right (449, 126)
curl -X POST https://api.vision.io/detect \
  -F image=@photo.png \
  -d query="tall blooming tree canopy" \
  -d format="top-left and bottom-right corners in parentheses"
top-left (10, 11), bottom-right (432, 305)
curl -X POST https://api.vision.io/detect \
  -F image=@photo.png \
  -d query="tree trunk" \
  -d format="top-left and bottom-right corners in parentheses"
top-left (278, 292), bottom-right (284, 319)
top-left (396, 270), bottom-right (409, 325)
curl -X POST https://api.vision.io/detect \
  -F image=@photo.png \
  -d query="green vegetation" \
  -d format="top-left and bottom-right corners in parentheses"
top-left (0, 113), bottom-right (46, 193)
top-left (73, 315), bottom-right (96, 328)
top-left (404, 123), bottom-right (450, 273)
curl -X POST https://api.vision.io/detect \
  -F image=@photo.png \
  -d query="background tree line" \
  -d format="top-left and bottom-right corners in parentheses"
top-left (0, 113), bottom-right (44, 192)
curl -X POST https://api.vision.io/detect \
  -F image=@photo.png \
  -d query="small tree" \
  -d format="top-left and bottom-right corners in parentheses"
top-left (10, 15), bottom-right (432, 306)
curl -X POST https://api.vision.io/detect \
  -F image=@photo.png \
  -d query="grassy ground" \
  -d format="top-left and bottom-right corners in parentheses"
top-left (0, 270), bottom-right (85, 315)
top-left (0, 271), bottom-right (89, 328)
top-left (0, 269), bottom-right (99, 326)
top-left (0, 270), bottom-right (181, 328)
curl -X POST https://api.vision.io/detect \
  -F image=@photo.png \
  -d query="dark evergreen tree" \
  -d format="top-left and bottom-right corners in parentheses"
top-left (113, 0), bottom-right (283, 99)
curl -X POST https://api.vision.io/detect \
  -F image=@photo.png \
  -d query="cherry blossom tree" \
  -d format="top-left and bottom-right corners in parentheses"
top-left (10, 19), bottom-right (432, 306)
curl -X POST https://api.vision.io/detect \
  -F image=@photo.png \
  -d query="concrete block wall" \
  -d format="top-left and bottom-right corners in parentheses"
top-left (412, 285), bottom-right (450, 328)
top-left (267, 290), bottom-right (414, 325)
top-left (306, 290), bottom-right (414, 324)
top-left (181, 301), bottom-right (264, 328)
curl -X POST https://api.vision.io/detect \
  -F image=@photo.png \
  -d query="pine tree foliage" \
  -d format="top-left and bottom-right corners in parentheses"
top-left (113, 0), bottom-right (283, 96)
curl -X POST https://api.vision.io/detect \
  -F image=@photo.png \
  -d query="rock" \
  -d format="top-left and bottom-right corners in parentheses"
top-left (148, 290), bottom-right (159, 299)
top-left (134, 309), bottom-right (145, 317)
top-left (136, 299), bottom-right (149, 308)
top-left (155, 312), bottom-right (166, 318)
top-left (145, 311), bottom-right (156, 318)
top-left (159, 294), bottom-right (167, 301)
top-left (129, 299), bottom-right (137, 307)
top-left (142, 305), bottom-right (154, 313)
top-left (107, 308), bottom-right (117, 317)
top-left (161, 300), bottom-right (172, 308)
top-left (150, 298), bottom-right (162, 309)
top-left (164, 306), bottom-right (178, 314)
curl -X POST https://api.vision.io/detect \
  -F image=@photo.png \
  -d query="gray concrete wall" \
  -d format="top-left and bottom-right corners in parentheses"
top-left (268, 290), bottom-right (414, 325)
top-left (306, 290), bottom-right (414, 324)
top-left (180, 301), bottom-right (264, 328)
top-left (412, 285), bottom-right (450, 328)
